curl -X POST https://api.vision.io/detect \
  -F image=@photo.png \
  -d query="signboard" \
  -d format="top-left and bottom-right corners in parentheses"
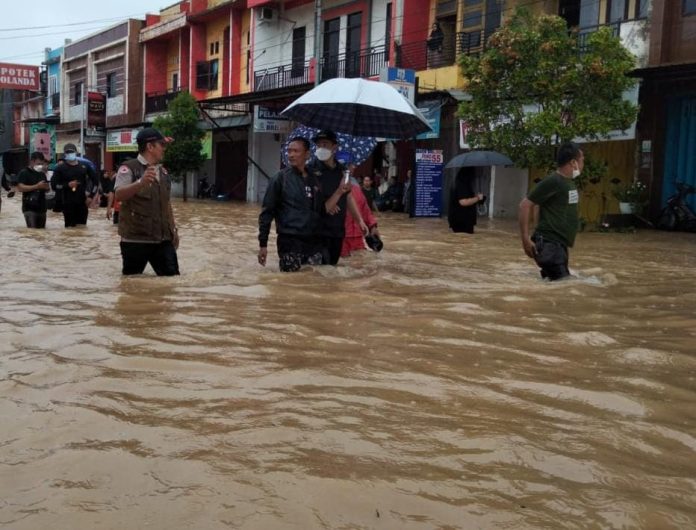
top-left (380, 67), bottom-right (416, 103)
top-left (201, 131), bottom-right (213, 159)
top-left (106, 128), bottom-right (139, 152)
top-left (459, 120), bottom-right (471, 149)
top-left (0, 63), bottom-right (40, 91)
top-left (414, 149), bottom-right (444, 217)
top-left (254, 105), bottom-right (291, 133)
top-left (87, 92), bottom-right (106, 128)
top-left (416, 101), bottom-right (441, 140)
top-left (29, 123), bottom-right (57, 160)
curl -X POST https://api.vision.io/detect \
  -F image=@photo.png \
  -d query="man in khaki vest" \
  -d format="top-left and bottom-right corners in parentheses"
top-left (114, 128), bottom-right (180, 276)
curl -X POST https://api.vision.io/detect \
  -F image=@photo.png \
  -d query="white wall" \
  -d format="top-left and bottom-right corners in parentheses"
top-left (248, 131), bottom-right (283, 202)
top-left (370, 0), bottom-right (389, 50)
top-left (489, 166), bottom-right (528, 219)
top-left (253, 4), bottom-right (314, 77)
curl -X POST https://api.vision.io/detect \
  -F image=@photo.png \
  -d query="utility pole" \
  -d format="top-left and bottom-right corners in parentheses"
top-left (314, 0), bottom-right (322, 86)
top-left (80, 83), bottom-right (85, 155)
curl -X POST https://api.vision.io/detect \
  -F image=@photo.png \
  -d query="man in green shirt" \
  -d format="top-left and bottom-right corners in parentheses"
top-left (519, 142), bottom-right (584, 280)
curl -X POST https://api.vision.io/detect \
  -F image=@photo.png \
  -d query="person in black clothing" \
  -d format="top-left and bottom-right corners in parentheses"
top-left (448, 167), bottom-right (484, 234)
top-left (99, 169), bottom-right (115, 207)
top-left (16, 152), bottom-right (51, 228)
top-left (258, 137), bottom-right (325, 272)
top-left (309, 129), bottom-right (367, 266)
top-left (51, 143), bottom-right (97, 227)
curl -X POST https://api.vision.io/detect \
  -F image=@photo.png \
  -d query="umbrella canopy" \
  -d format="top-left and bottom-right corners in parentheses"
top-left (281, 125), bottom-right (377, 166)
top-left (281, 78), bottom-right (431, 139)
top-left (445, 150), bottom-right (513, 169)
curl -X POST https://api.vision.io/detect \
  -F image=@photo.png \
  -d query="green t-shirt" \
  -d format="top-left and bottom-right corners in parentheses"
top-left (527, 172), bottom-right (579, 247)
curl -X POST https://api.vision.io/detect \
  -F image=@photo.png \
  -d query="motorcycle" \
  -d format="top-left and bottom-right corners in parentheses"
top-left (656, 182), bottom-right (696, 232)
top-left (197, 176), bottom-right (212, 199)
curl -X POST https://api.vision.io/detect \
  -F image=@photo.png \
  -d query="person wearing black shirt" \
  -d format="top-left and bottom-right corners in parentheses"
top-left (309, 130), bottom-right (367, 266)
top-left (258, 137), bottom-right (324, 272)
top-left (51, 143), bottom-right (97, 228)
top-left (448, 167), bottom-right (484, 234)
top-left (16, 152), bottom-right (51, 228)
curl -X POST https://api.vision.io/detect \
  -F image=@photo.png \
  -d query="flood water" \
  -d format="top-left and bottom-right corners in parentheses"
top-left (1, 197), bottom-right (696, 529)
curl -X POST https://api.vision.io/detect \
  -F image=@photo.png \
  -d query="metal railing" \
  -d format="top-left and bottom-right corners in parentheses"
top-left (50, 92), bottom-right (60, 111)
top-left (577, 21), bottom-right (621, 52)
top-left (145, 89), bottom-right (181, 114)
top-left (396, 30), bottom-right (487, 71)
top-left (253, 45), bottom-right (388, 92)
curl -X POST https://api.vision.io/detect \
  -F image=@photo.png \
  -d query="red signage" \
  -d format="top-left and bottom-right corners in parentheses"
top-left (87, 92), bottom-right (106, 128)
top-left (0, 63), bottom-right (40, 91)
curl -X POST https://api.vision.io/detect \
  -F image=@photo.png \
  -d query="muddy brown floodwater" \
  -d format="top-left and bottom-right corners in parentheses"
top-left (1, 197), bottom-right (695, 529)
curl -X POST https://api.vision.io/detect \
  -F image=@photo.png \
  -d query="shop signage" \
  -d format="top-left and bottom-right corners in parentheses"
top-left (88, 92), bottom-right (106, 128)
top-left (29, 123), bottom-right (57, 160)
top-left (416, 101), bottom-right (441, 140)
top-left (414, 149), bottom-right (444, 217)
top-left (380, 67), bottom-right (415, 103)
top-left (0, 63), bottom-right (40, 91)
top-left (106, 129), bottom-right (139, 152)
top-left (254, 105), bottom-right (291, 133)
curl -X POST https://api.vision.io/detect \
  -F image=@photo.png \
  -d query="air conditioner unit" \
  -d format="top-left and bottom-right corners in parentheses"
top-left (258, 7), bottom-right (275, 23)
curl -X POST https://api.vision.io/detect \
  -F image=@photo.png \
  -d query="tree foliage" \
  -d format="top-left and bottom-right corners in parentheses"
top-left (153, 91), bottom-right (205, 195)
top-left (458, 8), bottom-right (638, 172)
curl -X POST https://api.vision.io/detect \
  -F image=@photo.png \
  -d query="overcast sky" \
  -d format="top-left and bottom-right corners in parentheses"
top-left (0, 0), bottom-right (171, 66)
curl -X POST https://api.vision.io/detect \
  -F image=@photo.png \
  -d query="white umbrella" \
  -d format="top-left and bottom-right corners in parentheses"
top-left (281, 78), bottom-right (432, 139)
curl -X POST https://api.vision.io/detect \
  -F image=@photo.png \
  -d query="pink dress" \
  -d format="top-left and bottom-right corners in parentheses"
top-left (341, 184), bottom-right (377, 257)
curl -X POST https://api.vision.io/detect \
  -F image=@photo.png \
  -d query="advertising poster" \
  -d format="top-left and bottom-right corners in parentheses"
top-left (29, 123), bottom-right (57, 160)
top-left (106, 129), bottom-right (139, 152)
top-left (88, 92), bottom-right (106, 128)
top-left (416, 101), bottom-right (441, 140)
top-left (413, 148), bottom-right (444, 217)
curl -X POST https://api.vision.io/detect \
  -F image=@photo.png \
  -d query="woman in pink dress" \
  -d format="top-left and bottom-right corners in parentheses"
top-left (342, 180), bottom-right (380, 257)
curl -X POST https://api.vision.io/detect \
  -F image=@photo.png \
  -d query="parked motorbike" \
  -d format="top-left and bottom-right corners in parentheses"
top-left (656, 182), bottom-right (696, 232)
top-left (197, 176), bottom-right (212, 199)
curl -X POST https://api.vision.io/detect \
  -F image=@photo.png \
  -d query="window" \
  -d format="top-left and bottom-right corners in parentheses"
top-left (637, 0), bottom-right (649, 18)
top-left (291, 27), bottom-right (306, 78)
top-left (74, 81), bottom-right (83, 105)
top-left (246, 49), bottom-right (250, 85)
top-left (685, 0), bottom-right (696, 14)
top-left (48, 75), bottom-right (58, 96)
top-left (106, 73), bottom-right (116, 98)
top-left (607, 0), bottom-right (627, 23)
top-left (196, 59), bottom-right (219, 90)
top-left (210, 41), bottom-right (220, 55)
top-left (172, 73), bottom-right (178, 91)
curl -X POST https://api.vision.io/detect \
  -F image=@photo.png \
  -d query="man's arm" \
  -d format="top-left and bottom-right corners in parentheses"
top-left (518, 197), bottom-right (537, 259)
top-left (325, 181), bottom-right (351, 214)
top-left (169, 201), bottom-right (179, 249)
top-left (114, 166), bottom-right (157, 202)
top-left (258, 175), bottom-right (281, 266)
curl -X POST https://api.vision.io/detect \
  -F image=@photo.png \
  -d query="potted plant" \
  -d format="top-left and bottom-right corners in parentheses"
top-left (612, 180), bottom-right (647, 214)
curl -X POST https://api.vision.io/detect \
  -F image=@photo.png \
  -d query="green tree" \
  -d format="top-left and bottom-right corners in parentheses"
top-left (458, 8), bottom-right (638, 173)
top-left (153, 91), bottom-right (205, 201)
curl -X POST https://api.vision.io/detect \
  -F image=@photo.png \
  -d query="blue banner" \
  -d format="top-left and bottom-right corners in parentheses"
top-left (414, 149), bottom-right (444, 217)
top-left (416, 101), bottom-right (441, 140)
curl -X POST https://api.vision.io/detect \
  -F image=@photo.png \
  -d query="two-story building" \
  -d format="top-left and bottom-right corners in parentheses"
top-left (59, 19), bottom-right (145, 171)
top-left (633, 0), bottom-right (696, 219)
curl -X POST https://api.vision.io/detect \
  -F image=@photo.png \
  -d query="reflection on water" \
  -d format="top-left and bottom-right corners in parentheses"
top-left (1, 198), bottom-right (696, 529)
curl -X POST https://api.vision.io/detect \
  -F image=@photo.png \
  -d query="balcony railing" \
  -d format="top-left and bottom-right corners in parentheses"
top-left (396, 30), bottom-right (488, 71)
top-left (145, 89), bottom-right (181, 114)
top-left (577, 21), bottom-right (621, 52)
top-left (50, 92), bottom-right (60, 111)
top-left (253, 45), bottom-right (388, 92)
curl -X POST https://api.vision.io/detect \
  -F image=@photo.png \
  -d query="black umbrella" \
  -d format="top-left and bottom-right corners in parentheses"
top-left (445, 150), bottom-right (513, 169)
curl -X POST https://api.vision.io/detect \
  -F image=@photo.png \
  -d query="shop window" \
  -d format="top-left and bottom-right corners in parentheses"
top-left (106, 73), bottom-right (116, 98)
top-left (685, 0), bottom-right (696, 15)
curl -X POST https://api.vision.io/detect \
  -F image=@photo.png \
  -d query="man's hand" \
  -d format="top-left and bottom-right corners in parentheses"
top-left (173, 231), bottom-right (180, 250)
top-left (522, 237), bottom-right (537, 259)
top-left (140, 166), bottom-right (158, 187)
top-left (327, 204), bottom-right (341, 215)
top-left (68, 179), bottom-right (79, 190)
top-left (258, 247), bottom-right (268, 266)
top-left (38, 181), bottom-right (50, 191)
top-left (339, 181), bottom-right (351, 194)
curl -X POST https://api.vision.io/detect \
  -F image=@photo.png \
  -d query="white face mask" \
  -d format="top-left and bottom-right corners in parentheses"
top-left (34, 165), bottom-right (45, 172)
top-left (65, 152), bottom-right (77, 162)
top-left (315, 147), bottom-right (333, 162)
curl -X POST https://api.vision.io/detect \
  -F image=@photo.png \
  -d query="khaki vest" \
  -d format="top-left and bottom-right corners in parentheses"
top-left (118, 158), bottom-right (175, 242)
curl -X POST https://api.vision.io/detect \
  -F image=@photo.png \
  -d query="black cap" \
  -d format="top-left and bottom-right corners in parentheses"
top-left (30, 151), bottom-right (47, 161)
top-left (63, 143), bottom-right (77, 153)
top-left (312, 129), bottom-right (338, 144)
top-left (136, 127), bottom-right (165, 145)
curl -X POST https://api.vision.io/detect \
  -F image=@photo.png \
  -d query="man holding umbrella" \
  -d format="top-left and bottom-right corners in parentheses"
top-left (308, 129), bottom-right (367, 265)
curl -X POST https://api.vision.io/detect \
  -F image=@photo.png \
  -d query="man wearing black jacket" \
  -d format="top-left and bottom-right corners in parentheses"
top-left (51, 143), bottom-right (97, 227)
top-left (258, 137), bottom-right (325, 272)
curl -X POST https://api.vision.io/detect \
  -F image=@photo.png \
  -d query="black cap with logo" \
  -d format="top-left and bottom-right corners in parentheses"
top-left (136, 127), bottom-right (165, 145)
top-left (312, 129), bottom-right (338, 144)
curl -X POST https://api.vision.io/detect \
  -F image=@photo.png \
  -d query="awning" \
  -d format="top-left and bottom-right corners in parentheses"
top-left (199, 114), bottom-right (251, 130)
top-left (199, 83), bottom-right (313, 110)
top-left (630, 62), bottom-right (696, 80)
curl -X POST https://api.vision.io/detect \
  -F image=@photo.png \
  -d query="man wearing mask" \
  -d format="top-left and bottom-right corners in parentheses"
top-left (518, 142), bottom-right (583, 281)
top-left (114, 128), bottom-right (179, 276)
top-left (16, 152), bottom-right (51, 228)
top-left (258, 137), bottom-right (323, 272)
top-left (51, 143), bottom-right (97, 227)
top-left (309, 130), bottom-right (367, 266)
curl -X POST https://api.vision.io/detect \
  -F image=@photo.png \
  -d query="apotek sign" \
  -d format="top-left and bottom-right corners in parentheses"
top-left (0, 63), bottom-right (40, 91)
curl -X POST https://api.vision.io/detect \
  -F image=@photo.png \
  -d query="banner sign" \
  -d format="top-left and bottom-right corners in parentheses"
top-left (414, 149), bottom-right (444, 217)
top-left (0, 63), bottom-right (40, 91)
top-left (88, 92), bottom-right (106, 128)
top-left (416, 101), bottom-right (441, 140)
top-left (106, 129), bottom-right (139, 152)
top-left (254, 105), bottom-right (291, 133)
top-left (201, 131), bottom-right (213, 159)
top-left (29, 123), bottom-right (57, 160)
top-left (380, 67), bottom-right (415, 103)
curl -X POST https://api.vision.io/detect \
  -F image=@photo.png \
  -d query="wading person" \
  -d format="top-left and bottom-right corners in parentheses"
top-left (448, 167), bottom-right (484, 234)
top-left (519, 142), bottom-right (583, 281)
top-left (308, 129), bottom-right (367, 265)
top-left (258, 137), bottom-right (323, 272)
top-left (16, 152), bottom-right (51, 228)
top-left (51, 143), bottom-right (97, 227)
top-left (114, 128), bottom-right (179, 276)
